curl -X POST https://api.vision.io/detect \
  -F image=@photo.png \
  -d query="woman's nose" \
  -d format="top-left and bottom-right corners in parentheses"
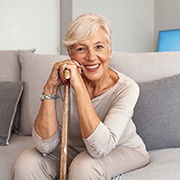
top-left (85, 48), bottom-right (97, 61)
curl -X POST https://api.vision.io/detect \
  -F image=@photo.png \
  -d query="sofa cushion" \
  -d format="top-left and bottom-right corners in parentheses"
top-left (110, 51), bottom-right (180, 83)
top-left (0, 50), bottom-right (20, 81)
top-left (0, 81), bottom-right (23, 145)
top-left (125, 148), bottom-right (180, 180)
top-left (0, 133), bottom-right (35, 180)
top-left (19, 51), bottom-right (68, 135)
top-left (133, 74), bottom-right (180, 151)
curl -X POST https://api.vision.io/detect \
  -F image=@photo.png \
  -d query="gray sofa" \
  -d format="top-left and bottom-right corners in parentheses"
top-left (0, 50), bottom-right (180, 180)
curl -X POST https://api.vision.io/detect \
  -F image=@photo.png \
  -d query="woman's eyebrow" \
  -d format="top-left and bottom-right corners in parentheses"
top-left (76, 41), bottom-right (105, 47)
top-left (94, 41), bottom-right (106, 46)
top-left (76, 43), bottom-right (86, 46)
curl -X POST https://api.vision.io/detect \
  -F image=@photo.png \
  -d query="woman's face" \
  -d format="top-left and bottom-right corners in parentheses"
top-left (69, 28), bottom-right (112, 81)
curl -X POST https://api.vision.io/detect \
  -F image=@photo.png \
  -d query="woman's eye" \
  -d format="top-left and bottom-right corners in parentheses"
top-left (95, 45), bottom-right (104, 50)
top-left (76, 47), bottom-right (86, 53)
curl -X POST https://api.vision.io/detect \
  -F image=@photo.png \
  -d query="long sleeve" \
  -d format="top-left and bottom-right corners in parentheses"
top-left (83, 73), bottom-right (141, 158)
top-left (32, 127), bottom-right (61, 155)
top-left (83, 122), bottom-right (115, 158)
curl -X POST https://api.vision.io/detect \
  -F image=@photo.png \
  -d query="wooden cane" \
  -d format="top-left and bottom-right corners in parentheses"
top-left (60, 69), bottom-right (70, 180)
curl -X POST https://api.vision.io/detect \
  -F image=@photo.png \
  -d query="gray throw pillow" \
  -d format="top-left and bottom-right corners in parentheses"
top-left (133, 74), bottom-right (180, 151)
top-left (0, 81), bottom-right (23, 145)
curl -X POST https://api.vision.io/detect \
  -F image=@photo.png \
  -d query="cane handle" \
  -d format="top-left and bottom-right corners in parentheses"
top-left (64, 69), bottom-right (70, 80)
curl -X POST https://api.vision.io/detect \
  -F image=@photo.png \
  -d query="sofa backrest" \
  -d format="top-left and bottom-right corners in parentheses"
top-left (110, 51), bottom-right (180, 82)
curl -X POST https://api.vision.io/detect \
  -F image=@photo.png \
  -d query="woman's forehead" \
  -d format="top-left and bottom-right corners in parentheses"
top-left (76, 29), bottom-right (108, 44)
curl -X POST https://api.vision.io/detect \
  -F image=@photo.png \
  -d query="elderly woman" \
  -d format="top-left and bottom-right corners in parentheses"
top-left (13, 13), bottom-right (150, 180)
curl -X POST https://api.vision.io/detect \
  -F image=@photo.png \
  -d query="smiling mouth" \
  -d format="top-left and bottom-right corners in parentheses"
top-left (85, 64), bottom-right (100, 70)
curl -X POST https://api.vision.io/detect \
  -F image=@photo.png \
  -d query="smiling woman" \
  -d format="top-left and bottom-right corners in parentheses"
top-left (68, 29), bottom-right (113, 88)
top-left (13, 13), bottom-right (150, 180)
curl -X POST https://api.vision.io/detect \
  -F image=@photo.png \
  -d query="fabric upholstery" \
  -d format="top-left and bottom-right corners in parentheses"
top-left (0, 50), bottom-right (20, 81)
top-left (0, 82), bottom-right (23, 145)
top-left (125, 148), bottom-right (180, 180)
top-left (0, 50), bottom-right (35, 133)
top-left (110, 51), bottom-right (180, 83)
top-left (0, 133), bottom-right (34, 180)
top-left (18, 51), bottom-right (68, 135)
top-left (0, 50), bottom-right (21, 134)
top-left (133, 74), bottom-right (180, 151)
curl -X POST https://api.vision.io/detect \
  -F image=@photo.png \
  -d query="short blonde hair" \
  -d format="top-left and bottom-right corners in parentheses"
top-left (63, 13), bottom-right (112, 51)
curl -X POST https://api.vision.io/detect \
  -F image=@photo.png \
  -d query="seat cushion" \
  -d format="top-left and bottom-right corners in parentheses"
top-left (124, 148), bottom-right (180, 180)
top-left (0, 133), bottom-right (34, 180)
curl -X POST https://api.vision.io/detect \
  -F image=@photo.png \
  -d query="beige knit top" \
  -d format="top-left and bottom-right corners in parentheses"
top-left (33, 71), bottom-right (149, 158)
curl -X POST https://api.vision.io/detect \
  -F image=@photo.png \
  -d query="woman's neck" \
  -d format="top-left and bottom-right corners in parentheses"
top-left (83, 69), bottom-right (119, 99)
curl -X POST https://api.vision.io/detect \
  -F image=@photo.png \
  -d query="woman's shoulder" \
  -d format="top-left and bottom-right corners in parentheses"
top-left (109, 69), bottom-right (139, 100)
top-left (110, 68), bottom-right (139, 89)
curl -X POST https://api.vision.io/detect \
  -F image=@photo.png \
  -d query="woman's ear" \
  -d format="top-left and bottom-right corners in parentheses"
top-left (109, 48), bottom-right (112, 59)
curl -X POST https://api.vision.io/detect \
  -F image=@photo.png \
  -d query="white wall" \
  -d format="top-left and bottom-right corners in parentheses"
top-left (1, 0), bottom-right (179, 54)
top-left (0, 0), bottom-right (60, 54)
top-left (154, 0), bottom-right (180, 50)
top-left (72, 0), bottom-right (154, 53)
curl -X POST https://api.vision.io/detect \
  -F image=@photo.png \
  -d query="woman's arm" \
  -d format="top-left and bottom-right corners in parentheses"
top-left (82, 80), bottom-right (140, 158)
top-left (33, 79), bottom-right (61, 154)
top-left (34, 85), bottom-right (59, 139)
top-left (34, 60), bottom-right (75, 138)
top-left (73, 80), bottom-right (101, 139)
top-left (33, 60), bottom-right (81, 153)
top-left (34, 61), bottom-right (64, 140)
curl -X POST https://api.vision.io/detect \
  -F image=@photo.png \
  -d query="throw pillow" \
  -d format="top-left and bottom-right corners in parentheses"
top-left (133, 74), bottom-right (180, 151)
top-left (0, 81), bottom-right (23, 145)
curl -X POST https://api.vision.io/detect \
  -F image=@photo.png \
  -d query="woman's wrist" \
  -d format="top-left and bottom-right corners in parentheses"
top-left (43, 83), bottom-right (59, 95)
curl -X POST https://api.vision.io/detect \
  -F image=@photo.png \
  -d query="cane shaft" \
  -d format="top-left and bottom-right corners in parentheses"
top-left (60, 80), bottom-right (70, 180)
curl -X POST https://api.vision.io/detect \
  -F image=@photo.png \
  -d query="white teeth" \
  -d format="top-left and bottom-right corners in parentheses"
top-left (86, 64), bottom-right (99, 69)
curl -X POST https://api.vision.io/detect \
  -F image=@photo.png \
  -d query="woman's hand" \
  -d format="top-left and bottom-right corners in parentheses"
top-left (44, 59), bottom-right (82, 94)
